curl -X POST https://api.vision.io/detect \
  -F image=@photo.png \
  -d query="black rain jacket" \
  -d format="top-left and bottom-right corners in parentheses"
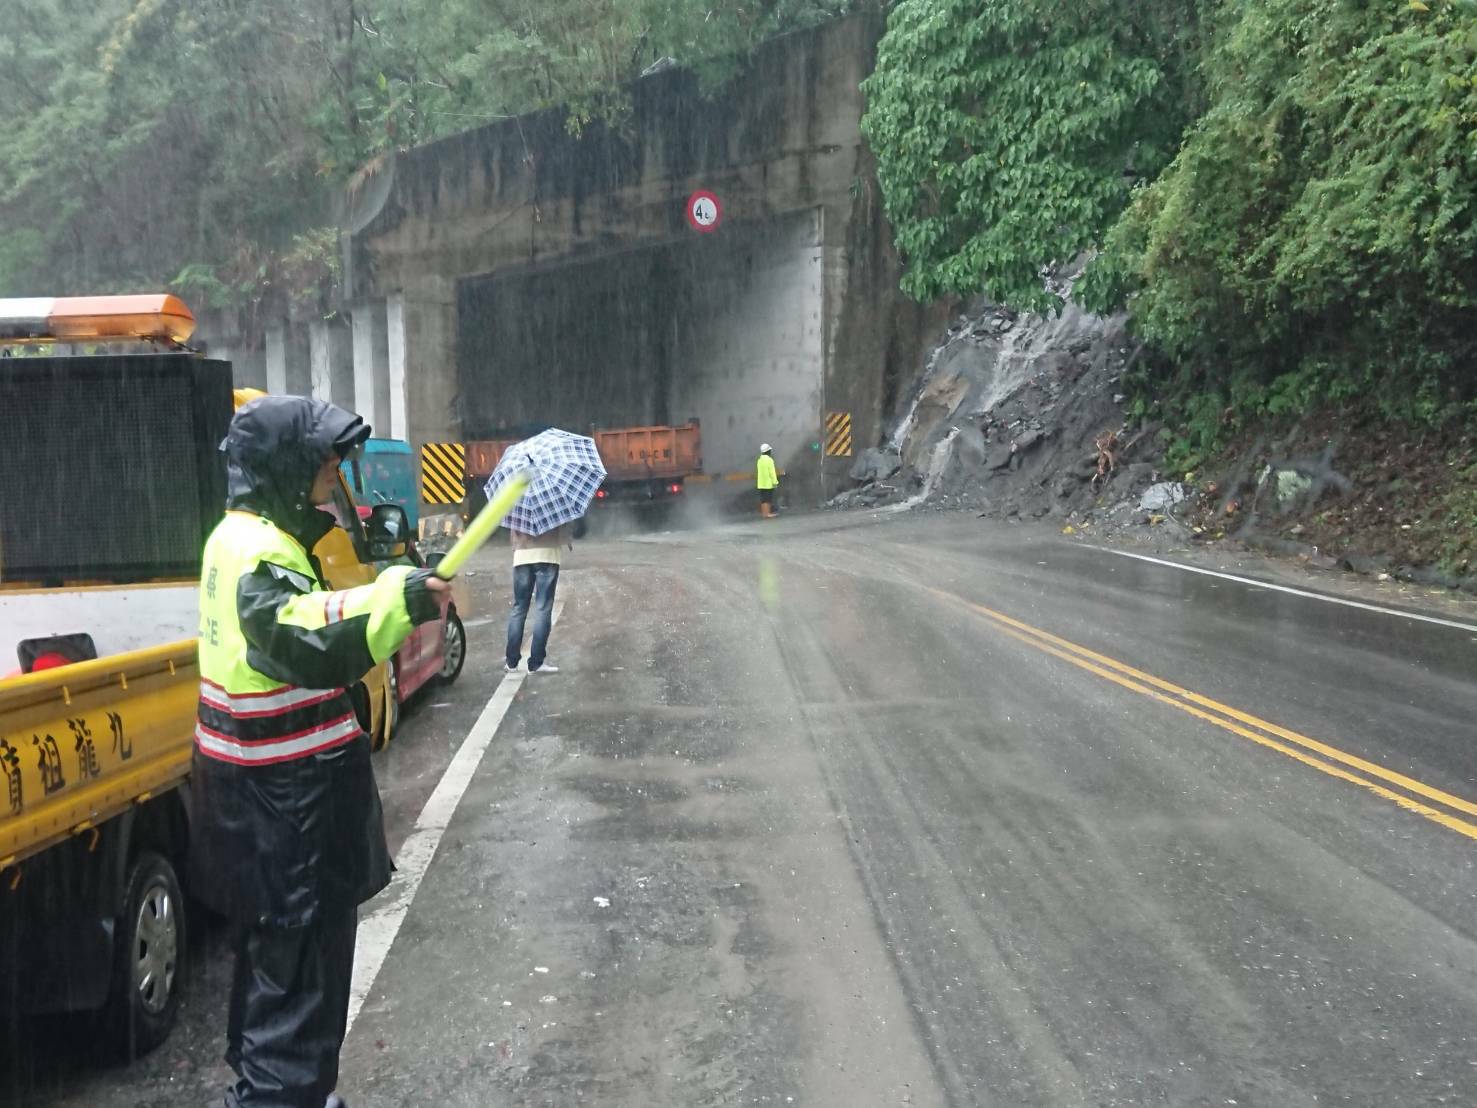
top-left (189, 396), bottom-right (433, 927)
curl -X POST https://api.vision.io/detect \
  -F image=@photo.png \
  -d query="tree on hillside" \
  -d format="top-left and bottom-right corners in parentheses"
top-left (861, 0), bottom-right (1212, 312)
top-left (0, 0), bottom-right (354, 308)
top-left (1099, 0), bottom-right (1477, 427)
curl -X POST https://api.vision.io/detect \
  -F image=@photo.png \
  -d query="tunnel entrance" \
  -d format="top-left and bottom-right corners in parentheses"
top-left (456, 210), bottom-right (823, 478)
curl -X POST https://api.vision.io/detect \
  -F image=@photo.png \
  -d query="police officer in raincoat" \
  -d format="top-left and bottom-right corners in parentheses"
top-left (190, 395), bottom-right (447, 1108)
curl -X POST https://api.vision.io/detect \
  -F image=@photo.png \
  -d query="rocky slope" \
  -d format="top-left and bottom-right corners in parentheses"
top-left (836, 280), bottom-right (1477, 597)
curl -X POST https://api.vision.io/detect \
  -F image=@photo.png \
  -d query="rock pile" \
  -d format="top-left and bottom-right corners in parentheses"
top-left (833, 275), bottom-right (1167, 528)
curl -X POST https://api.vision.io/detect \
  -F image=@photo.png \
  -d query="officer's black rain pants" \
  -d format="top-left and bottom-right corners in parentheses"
top-left (224, 904), bottom-right (357, 1108)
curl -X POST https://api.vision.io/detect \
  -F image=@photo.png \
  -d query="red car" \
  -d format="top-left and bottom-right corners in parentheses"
top-left (349, 503), bottom-right (468, 743)
top-left (386, 541), bottom-right (466, 731)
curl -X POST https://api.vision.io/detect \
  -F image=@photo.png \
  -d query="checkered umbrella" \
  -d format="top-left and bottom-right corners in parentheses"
top-left (484, 429), bottom-right (606, 536)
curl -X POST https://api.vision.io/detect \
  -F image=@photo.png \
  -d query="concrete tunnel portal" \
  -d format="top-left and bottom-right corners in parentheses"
top-left (456, 211), bottom-right (825, 486)
top-left (280, 13), bottom-right (944, 511)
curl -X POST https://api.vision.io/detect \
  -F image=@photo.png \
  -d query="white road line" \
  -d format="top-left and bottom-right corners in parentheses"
top-left (346, 599), bottom-right (563, 1032)
top-left (1086, 546), bottom-right (1477, 634)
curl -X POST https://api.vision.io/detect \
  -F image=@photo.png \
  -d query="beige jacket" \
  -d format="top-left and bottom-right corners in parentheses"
top-left (510, 523), bottom-right (573, 566)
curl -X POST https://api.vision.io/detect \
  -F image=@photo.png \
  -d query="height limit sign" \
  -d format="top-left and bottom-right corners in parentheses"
top-left (685, 190), bottom-right (722, 233)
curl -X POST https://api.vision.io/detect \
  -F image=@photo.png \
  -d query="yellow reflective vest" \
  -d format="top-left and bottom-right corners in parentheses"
top-left (756, 454), bottom-right (779, 490)
top-left (195, 510), bottom-right (417, 766)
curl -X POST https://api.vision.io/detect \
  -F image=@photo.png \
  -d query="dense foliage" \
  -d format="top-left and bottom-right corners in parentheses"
top-left (865, 0), bottom-right (1477, 466)
top-left (861, 0), bottom-right (1212, 311)
top-left (0, 0), bottom-right (854, 306)
top-left (1102, 0), bottom-right (1477, 443)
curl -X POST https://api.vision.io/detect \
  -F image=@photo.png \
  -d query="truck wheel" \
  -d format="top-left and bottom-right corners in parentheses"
top-left (438, 609), bottom-right (466, 685)
top-left (103, 851), bottom-right (184, 1058)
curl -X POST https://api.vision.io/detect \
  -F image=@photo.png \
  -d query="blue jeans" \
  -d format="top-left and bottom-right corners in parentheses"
top-left (506, 563), bottom-right (559, 670)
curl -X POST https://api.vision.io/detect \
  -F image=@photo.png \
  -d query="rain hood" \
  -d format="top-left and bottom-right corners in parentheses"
top-left (221, 395), bottom-right (369, 545)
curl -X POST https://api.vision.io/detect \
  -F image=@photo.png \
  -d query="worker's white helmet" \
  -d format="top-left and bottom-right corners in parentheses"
top-left (760, 443), bottom-right (771, 453)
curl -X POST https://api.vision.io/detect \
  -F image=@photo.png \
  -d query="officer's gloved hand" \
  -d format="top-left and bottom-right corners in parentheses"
top-left (404, 568), bottom-right (444, 625)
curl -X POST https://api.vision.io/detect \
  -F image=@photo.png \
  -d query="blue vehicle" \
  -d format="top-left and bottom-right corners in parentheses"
top-left (344, 438), bottom-right (419, 531)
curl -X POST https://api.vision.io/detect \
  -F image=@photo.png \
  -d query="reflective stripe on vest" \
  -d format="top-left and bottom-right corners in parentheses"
top-left (195, 512), bottom-right (362, 765)
top-left (194, 714), bottom-right (361, 766)
top-left (200, 678), bottom-right (341, 718)
top-left (323, 590), bottom-right (350, 625)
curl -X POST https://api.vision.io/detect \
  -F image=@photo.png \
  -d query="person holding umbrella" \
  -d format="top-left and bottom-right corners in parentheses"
top-left (505, 521), bottom-right (571, 674)
top-left (485, 429), bottom-right (607, 674)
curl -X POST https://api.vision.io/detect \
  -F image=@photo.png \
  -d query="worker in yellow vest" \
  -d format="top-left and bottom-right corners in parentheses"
top-left (756, 443), bottom-right (779, 518)
top-left (190, 394), bottom-right (447, 1108)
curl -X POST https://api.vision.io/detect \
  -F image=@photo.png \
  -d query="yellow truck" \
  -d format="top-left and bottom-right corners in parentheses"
top-left (0, 296), bottom-right (408, 1056)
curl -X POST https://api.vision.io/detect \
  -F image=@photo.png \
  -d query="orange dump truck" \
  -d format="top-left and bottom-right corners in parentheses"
top-left (465, 422), bottom-right (703, 506)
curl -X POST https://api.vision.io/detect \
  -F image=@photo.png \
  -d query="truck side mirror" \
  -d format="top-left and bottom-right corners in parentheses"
top-left (365, 504), bottom-right (410, 561)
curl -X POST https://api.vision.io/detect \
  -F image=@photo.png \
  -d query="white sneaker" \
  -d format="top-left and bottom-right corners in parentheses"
top-left (530, 662), bottom-right (560, 675)
top-left (504, 662), bottom-right (520, 673)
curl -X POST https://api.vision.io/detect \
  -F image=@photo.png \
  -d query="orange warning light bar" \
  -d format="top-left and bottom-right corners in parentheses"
top-left (0, 294), bottom-right (196, 347)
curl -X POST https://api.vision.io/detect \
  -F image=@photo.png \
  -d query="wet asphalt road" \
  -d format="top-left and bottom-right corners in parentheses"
top-left (10, 511), bottom-right (1477, 1107)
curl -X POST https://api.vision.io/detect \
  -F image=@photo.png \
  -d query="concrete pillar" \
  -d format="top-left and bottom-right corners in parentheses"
top-left (265, 327), bottom-right (288, 395)
top-left (394, 281), bottom-right (460, 448)
top-left (351, 304), bottom-right (375, 421)
top-left (309, 318), bottom-right (354, 405)
top-left (286, 326), bottom-right (312, 395)
top-left (265, 324), bottom-right (311, 395)
top-left (351, 301), bottom-right (390, 434)
top-left (386, 293), bottom-right (410, 442)
top-left (309, 325), bottom-right (330, 401)
top-left (384, 282), bottom-right (459, 507)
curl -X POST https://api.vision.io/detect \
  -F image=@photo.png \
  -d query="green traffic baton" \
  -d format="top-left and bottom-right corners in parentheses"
top-left (433, 470), bottom-right (534, 580)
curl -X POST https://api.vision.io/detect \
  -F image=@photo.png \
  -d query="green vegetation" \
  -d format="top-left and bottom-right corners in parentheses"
top-left (862, 0), bottom-right (1212, 312)
top-left (1104, 0), bottom-right (1477, 454)
top-left (0, 0), bottom-right (854, 304)
top-left (865, 0), bottom-right (1477, 476)
top-left (1439, 456), bottom-right (1477, 570)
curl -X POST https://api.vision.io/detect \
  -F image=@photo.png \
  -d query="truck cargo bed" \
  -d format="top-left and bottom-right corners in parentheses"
top-left (1, 641), bottom-right (196, 869)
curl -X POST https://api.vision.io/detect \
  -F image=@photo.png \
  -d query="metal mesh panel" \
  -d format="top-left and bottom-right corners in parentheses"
top-left (0, 355), bottom-right (229, 582)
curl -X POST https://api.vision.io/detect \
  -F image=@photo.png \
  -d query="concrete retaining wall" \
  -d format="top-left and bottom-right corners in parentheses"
top-left (346, 13), bottom-right (942, 504)
top-left (194, 15), bottom-right (946, 506)
top-left (457, 211), bottom-right (824, 482)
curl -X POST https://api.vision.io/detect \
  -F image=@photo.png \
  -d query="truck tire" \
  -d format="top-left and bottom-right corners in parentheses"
top-left (102, 850), bottom-right (185, 1059)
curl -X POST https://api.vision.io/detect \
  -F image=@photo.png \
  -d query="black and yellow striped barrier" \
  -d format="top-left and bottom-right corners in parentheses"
top-left (825, 411), bottom-right (853, 458)
top-left (420, 442), bottom-right (467, 506)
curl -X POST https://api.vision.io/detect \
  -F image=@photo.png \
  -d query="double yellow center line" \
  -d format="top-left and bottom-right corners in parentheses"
top-left (928, 586), bottom-right (1477, 842)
